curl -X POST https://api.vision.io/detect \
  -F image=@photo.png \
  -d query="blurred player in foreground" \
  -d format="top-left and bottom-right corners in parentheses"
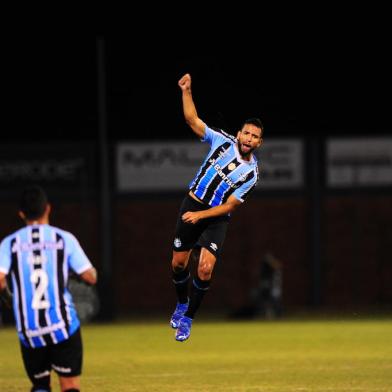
top-left (0, 185), bottom-right (97, 392)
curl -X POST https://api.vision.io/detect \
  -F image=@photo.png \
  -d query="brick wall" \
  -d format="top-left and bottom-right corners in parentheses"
top-left (1, 193), bottom-right (391, 316)
top-left (113, 196), bottom-right (309, 315)
top-left (323, 195), bottom-right (392, 307)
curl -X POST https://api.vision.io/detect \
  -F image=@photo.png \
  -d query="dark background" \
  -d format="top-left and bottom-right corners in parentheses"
top-left (5, 34), bottom-right (391, 143)
top-left (2, 33), bottom-right (391, 320)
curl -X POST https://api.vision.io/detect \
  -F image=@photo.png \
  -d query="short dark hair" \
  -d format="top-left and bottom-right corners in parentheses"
top-left (242, 118), bottom-right (264, 135)
top-left (19, 185), bottom-right (48, 220)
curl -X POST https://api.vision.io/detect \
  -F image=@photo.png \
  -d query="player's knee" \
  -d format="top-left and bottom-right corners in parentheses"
top-left (173, 261), bottom-right (188, 272)
top-left (198, 264), bottom-right (213, 280)
top-left (172, 254), bottom-right (188, 270)
top-left (198, 271), bottom-right (212, 280)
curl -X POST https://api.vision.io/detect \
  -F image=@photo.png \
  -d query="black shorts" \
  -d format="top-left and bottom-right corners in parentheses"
top-left (173, 194), bottom-right (230, 257)
top-left (21, 328), bottom-right (83, 383)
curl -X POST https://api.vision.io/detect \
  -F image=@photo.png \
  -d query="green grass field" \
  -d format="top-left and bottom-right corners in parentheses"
top-left (1, 318), bottom-right (391, 391)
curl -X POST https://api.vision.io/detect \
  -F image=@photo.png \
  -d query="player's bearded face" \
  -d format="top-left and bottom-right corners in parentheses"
top-left (237, 125), bottom-right (262, 157)
top-left (238, 141), bottom-right (255, 156)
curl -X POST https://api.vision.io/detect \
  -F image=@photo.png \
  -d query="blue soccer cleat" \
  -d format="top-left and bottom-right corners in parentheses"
top-left (175, 316), bottom-right (193, 342)
top-left (170, 302), bottom-right (188, 329)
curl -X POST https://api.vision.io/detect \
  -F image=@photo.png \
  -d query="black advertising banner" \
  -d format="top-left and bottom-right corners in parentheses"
top-left (0, 143), bottom-right (97, 199)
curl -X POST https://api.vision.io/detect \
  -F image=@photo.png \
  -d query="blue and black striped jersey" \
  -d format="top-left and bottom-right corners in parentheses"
top-left (189, 125), bottom-right (259, 206)
top-left (0, 224), bottom-right (93, 348)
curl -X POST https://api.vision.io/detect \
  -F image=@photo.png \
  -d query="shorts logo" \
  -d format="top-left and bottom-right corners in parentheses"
top-left (34, 370), bottom-right (50, 379)
top-left (174, 238), bottom-right (182, 248)
top-left (210, 242), bottom-right (218, 251)
top-left (52, 364), bottom-right (71, 373)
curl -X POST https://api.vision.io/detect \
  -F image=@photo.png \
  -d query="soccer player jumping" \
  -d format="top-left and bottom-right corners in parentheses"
top-left (170, 73), bottom-right (264, 341)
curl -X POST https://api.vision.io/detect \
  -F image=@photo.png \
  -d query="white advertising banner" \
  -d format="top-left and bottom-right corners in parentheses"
top-left (117, 142), bottom-right (210, 192)
top-left (254, 139), bottom-right (303, 189)
top-left (117, 139), bottom-right (304, 192)
top-left (327, 138), bottom-right (392, 187)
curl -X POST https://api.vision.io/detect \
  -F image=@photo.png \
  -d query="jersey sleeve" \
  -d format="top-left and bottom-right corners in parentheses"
top-left (202, 125), bottom-right (237, 149)
top-left (66, 233), bottom-right (93, 275)
top-left (232, 172), bottom-right (259, 203)
top-left (0, 237), bottom-right (12, 275)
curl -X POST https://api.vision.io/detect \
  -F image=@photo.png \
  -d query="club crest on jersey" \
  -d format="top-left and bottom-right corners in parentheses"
top-left (228, 162), bottom-right (236, 171)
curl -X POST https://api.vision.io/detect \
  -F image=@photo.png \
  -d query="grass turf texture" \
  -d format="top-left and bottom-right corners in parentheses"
top-left (0, 318), bottom-right (391, 391)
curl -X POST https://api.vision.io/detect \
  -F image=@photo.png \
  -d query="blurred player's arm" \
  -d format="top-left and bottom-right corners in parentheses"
top-left (182, 195), bottom-right (241, 224)
top-left (79, 267), bottom-right (97, 286)
top-left (178, 73), bottom-right (205, 139)
top-left (0, 272), bottom-right (13, 308)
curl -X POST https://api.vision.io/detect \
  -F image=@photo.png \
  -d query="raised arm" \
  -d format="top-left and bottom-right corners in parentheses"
top-left (178, 74), bottom-right (205, 138)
